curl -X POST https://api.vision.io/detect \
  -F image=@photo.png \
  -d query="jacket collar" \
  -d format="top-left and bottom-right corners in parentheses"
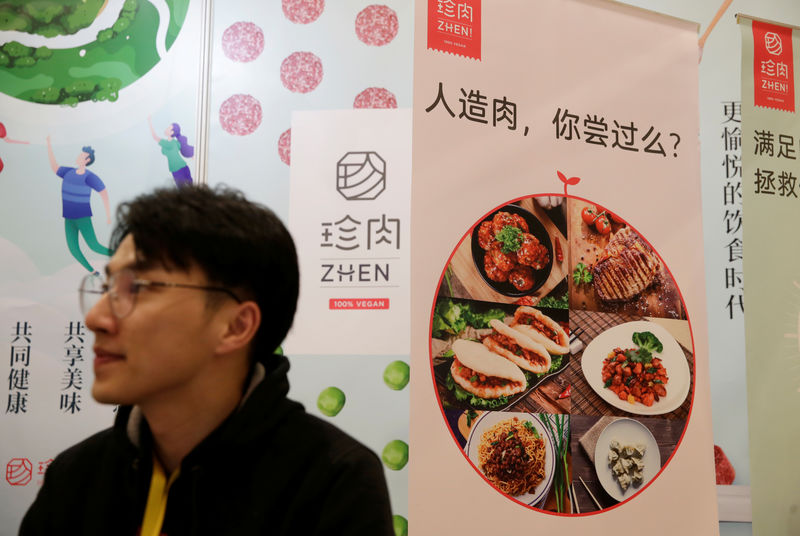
top-left (117, 354), bottom-right (294, 454)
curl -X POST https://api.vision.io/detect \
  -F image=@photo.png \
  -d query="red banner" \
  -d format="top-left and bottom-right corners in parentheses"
top-left (752, 20), bottom-right (795, 112)
top-left (427, 0), bottom-right (481, 60)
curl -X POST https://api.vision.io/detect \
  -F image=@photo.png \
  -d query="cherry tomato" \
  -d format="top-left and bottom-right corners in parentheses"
top-left (595, 215), bottom-right (612, 234)
top-left (581, 206), bottom-right (597, 225)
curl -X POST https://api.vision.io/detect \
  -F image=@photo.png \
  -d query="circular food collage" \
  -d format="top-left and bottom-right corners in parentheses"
top-left (430, 195), bottom-right (694, 514)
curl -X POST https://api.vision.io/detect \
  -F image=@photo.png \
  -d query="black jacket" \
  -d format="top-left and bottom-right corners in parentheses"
top-left (19, 355), bottom-right (394, 535)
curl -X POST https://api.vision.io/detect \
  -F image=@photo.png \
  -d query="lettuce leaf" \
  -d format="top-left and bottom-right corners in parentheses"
top-left (536, 293), bottom-right (569, 309)
top-left (432, 300), bottom-right (505, 338)
top-left (532, 354), bottom-right (564, 379)
top-left (445, 372), bottom-right (510, 409)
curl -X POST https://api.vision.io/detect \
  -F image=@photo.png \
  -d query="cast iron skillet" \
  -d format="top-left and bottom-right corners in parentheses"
top-left (470, 204), bottom-right (553, 297)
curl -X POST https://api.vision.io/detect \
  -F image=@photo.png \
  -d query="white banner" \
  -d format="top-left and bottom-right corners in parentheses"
top-left (285, 109), bottom-right (411, 356)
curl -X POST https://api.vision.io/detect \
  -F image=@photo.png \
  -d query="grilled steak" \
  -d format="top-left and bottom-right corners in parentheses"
top-left (592, 227), bottom-right (660, 302)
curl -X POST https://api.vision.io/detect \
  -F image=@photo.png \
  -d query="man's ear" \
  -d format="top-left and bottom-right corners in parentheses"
top-left (215, 301), bottom-right (261, 355)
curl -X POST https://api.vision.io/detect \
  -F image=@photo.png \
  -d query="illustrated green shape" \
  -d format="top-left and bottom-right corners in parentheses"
top-left (36, 24), bottom-right (64, 38)
top-left (317, 387), bottom-right (346, 417)
top-left (34, 46), bottom-right (53, 60)
top-left (392, 515), bottom-right (408, 536)
top-left (0, 0), bottom-right (191, 105)
top-left (23, 3), bottom-right (64, 26)
top-left (14, 56), bottom-right (35, 68)
top-left (32, 86), bottom-right (59, 103)
top-left (0, 9), bottom-right (32, 32)
top-left (63, 2), bottom-right (103, 34)
top-left (382, 440), bottom-right (408, 470)
top-left (3, 41), bottom-right (31, 59)
top-left (383, 360), bottom-right (410, 390)
top-left (97, 28), bottom-right (113, 42)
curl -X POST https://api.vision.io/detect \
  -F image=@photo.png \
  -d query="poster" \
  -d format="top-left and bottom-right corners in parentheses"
top-left (283, 109), bottom-right (412, 520)
top-left (739, 14), bottom-right (800, 535)
top-left (411, 0), bottom-right (719, 532)
top-left (0, 1), bottom-right (202, 533)
top-left (1, 2), bottom-right (414, 532)
top-left (205, 2), bottom-right (413, 525)
top-left (206, 1), bottom-right (412, 224)
top-left (285, 109), bottom-right (411, 356)
top-left (620, 2), bottom-right (799, 531)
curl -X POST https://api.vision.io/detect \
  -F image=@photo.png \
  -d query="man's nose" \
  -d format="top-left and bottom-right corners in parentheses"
top-left (84, 291), bottom-right (117, 334)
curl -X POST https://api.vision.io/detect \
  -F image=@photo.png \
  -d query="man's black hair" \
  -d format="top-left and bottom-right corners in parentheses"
top-left (82, 146), bottom-right (95, 166)
top-left (109, 185), bottom-right (299, 359)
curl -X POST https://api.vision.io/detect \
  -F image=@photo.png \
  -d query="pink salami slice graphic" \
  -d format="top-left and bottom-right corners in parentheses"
top-left (278, 128), bottom-right (292, 165)
top-left (282, 0), bottom-right (325, 24)
top-left (353, 87), bottom-right (397, 109)
top-left (221, 22), bottom-right (265, 63)
top-left (280, 52), bottom-right (323, 93)
top-left (219, 94), bottom-right (263, 136)
top-left (355, 5), bottom-right (399, 46)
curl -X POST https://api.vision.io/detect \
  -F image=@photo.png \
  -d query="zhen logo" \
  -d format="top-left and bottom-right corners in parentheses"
top-left (336, 152), bottom-right (386, 200)
top-left (6, 458), bottom-right (32, 486)
top-left (764, 32), bottom-right (783, 56)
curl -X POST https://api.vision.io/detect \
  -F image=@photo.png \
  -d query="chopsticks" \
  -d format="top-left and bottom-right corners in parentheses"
top-left (569, 482), bottom-right (580, 514)
top-left (569, 325), bottom-right (585, 354)
top-left (578, 476), bottom-right (603, 511)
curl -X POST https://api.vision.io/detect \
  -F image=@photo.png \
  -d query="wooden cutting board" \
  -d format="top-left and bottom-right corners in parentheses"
top-left (449, 199), bottom-right (568, 304)
top-left (510, 375), bottom-right (571, 415)
top-left (567, 199), bottom-right (684, 319)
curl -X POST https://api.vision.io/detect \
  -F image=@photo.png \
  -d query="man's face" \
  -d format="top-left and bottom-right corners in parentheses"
top-left (85, 234), bottom-right (223, 407)
top-left (76, 151), bottom-right (90, 167)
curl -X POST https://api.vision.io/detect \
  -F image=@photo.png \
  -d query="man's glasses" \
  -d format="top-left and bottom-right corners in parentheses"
top-left (79, 268), bottom-right (242, 319)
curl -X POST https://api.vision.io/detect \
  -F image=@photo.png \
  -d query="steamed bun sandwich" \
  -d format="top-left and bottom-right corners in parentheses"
top-left (483, 319), bottom-right (552, 374)
top-left (509, 306), bottom-right (569, 355)
top-left (451, 340), bottom-right (527, 399)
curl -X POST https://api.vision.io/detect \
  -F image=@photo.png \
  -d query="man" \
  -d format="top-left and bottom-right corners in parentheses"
top-left (20, 186), bottom-right (394, 535)
top-left (46, 135), bottom-right (112, 274)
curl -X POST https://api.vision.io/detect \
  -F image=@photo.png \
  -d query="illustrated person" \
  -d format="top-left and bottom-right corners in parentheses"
top-left (148, 116), bottom-right (194, 187)
top-left (0, 121), bottom-right (30, 173)
top-left (46, 135), bottom-right (111, 274)
top-left (19, 185), bottom-right (394, 536)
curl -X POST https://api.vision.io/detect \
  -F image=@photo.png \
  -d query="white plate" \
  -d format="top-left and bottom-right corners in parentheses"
top-left (580, 320), bottom-right (691, 415)
top-left (594, 418), bottom-right (661, 502)
top-left (464, 411), bottom-right (555, 506)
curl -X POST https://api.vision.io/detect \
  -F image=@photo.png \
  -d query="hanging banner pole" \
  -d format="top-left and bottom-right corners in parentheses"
top-left (195, 0), bottom-right (214, 185)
